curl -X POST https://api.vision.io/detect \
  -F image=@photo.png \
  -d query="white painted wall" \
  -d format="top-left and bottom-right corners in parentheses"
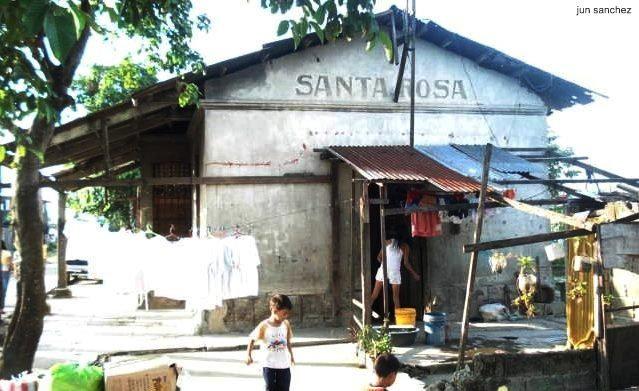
top-left (202, 38), bottom-right (550, 297)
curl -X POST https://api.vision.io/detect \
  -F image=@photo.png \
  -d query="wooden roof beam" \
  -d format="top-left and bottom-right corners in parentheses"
top-left (48, 137), bottom-right (138, 168)
top-left (56, 149), bottom-right (138, 181)
top-left (490, 192), bottom-right (596, 231)
top-left (44, 115), bottom-right (171, 166)
top-left (50, 101), bottom-right (174, 147)
top-left (497, 178), bottom-right (639, 185)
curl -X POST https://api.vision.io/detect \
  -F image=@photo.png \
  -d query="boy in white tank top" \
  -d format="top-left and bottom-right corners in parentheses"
top-left (246, 294), bottom-right (295, 391)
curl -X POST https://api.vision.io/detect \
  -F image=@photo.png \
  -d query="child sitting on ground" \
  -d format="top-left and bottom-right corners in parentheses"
top-left (364, 353), bottom-right (401, 390)
top-left (246, 294), bottom-right (295, 391)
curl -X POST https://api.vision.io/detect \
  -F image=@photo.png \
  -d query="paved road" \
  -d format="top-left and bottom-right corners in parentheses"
top-left (164, 344), bottom-right (425, 390)
top-left (3, 262), bottom-right (426, 389)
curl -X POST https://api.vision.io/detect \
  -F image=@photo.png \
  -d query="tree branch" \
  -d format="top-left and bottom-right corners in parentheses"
top-left (0, 118), bottom-right (27, 135)
top-left (59, 0), bottom-right (92, 89)
top-left (35, 34), bottom-right (56, 82)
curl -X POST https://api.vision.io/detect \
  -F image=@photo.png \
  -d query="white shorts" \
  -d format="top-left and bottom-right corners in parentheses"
top-left (375, 266), bottom-right (401, 285)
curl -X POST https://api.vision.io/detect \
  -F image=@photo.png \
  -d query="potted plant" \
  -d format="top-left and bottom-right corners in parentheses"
top-left (512, 256), bottom-right (537, 318)
top-left (603, 293), bottom-right (614, 324)
top-left (488, 251), bottom-right (508, 274)
top-left (356, 325), bottom-right (392, 368)
top-left (573, 256), bottom-right (593, 273)
top-left (516, 256), bottom-right (537, 294)
top-left (567, 278), bottom-right (588, 303)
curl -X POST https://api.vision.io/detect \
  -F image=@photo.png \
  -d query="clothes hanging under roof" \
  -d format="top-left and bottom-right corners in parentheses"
top-left (408, 191), bottom-right (442, 238)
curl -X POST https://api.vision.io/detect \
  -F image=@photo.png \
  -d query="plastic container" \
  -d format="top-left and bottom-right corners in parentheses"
top-left (545, 242), bottom-right (566, 261)
top-left (423, 311), bottom-right (447, 346)
top-left (395, 307), bottom-right (416, 326)
top-left (372, 326), bottom-right (419, 347)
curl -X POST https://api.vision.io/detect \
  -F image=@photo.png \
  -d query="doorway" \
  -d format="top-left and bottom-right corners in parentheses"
top-left (368, 183), bottom-right (428, 322)
top-left (152, 162), bottom-right (192, 236)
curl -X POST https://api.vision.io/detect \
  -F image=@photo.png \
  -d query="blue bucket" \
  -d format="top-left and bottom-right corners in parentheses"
top-left (423, 312), bottom-right (447, 346)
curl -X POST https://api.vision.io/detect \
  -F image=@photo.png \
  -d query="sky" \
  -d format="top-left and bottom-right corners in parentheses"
top-left (3, 0), bottom-right (638, 209)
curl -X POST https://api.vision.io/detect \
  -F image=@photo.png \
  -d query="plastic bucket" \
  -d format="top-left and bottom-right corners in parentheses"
top-left (395, 308), bottom-right (416, 326)
top-left (423, 312), bottom-right (447, 346)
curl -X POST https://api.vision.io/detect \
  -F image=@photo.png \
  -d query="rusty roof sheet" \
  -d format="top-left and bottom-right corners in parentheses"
top-left (327, 145), bottom-right (482, 193)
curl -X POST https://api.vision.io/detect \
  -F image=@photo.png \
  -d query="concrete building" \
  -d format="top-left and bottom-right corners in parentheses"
top-left (39, 8), bottom-right (595, 332)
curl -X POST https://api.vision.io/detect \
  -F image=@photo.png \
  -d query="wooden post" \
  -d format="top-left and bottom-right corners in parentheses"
top-left (360, 181), bottom-right (372, 326)
top-left (330, 161), bottom-right (341, 321)
top-left (348, 178), bottom-right (364, 328)
top-left (457, 143), bottom-right (493, 370)
top-left (379, 184), bottom-right (390, 328)
top-left (409, 0), bottom-right (416, 147)
top-left (349, 173), bottom-right (356, 324)
top-left (52, 191), bottom-right (71, 298)
top-left (594, 226), bottom-right (610, 390)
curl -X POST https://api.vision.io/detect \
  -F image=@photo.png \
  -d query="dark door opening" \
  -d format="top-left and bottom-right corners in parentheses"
top-left (368, 183), bottom-right (428, 323)
top-left (152, 162), bottom-right (192, 236)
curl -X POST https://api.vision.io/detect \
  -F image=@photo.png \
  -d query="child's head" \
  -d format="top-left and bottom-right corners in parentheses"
top-left (373, 353), bottom-right (400, 387)
top-left (269, 294), bottom-right (292, 321)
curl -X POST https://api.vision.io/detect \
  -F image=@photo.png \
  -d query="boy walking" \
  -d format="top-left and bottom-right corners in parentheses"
top-left (247, 294), bottom-right (295, 391)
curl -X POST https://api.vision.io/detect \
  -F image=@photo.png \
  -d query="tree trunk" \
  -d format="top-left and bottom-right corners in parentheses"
top-left (0, 124), bottom-right (49, 378)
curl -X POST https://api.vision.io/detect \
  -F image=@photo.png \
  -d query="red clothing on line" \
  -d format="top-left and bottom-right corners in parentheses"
top-left (410, 194), bottom-right (441, 237)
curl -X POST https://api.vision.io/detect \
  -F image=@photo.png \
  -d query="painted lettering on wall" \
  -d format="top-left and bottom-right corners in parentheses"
top-left (295, 74), bottom-right (467, 100)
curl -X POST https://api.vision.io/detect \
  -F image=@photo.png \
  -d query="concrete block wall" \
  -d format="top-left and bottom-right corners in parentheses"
top-left (214, 293), bottom-right (336, 333)
top-left (425, 203), bottom-right (554, 321)
top-left (470, 350), bottom-right (597, 391)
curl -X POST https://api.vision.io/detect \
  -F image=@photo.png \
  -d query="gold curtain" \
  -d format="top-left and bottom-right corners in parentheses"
top-left (566, 235), bottom-right (597, 349)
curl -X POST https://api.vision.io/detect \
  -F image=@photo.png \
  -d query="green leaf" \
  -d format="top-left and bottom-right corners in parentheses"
top-left (0, 145), bottom-right (5, 163)
top-left (298, 18), bottom-right (308, 36)
top-left (365, 38), bottom-right (375, 51)
top-left (277, 20), bottom-right (289, 36)
top-left (326, 0), bottom-right (337, 17)
top-left (293, 33), bottom-right (301, 49)
top-left (44, 6), bottom-right (78, 62)
top-left (106, 6), bottom-right (119, 23)
top-left (68, 1), bottom-right (87, 39)
top-left (16, 145), bottom-right (26, 159)
top-left (378, 30), bottom-right (393, 62)
top-left (314, 4), bottom-right (326, 25)
top-left (309, 21), bottom-right (324, 43)
top-left (22, 0), bottom-right (50, 36)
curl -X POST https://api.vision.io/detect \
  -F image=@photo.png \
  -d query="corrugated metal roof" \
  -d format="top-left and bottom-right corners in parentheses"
top-left (327, 145), bottom-right (482, 193)
top-left (415, 145), bottom-right (508, 182)
top-left (452, 144), bottom-right (545, 175)
top-left (134, 8), bottom-right (597, 112)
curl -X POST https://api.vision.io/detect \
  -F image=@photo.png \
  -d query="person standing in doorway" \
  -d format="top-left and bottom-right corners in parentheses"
top-left (246, 293), bottom-right (295, 391)
top-left (371, 235), bottom-right (420, 310)
top-left (0, 240), bottom-right (13, 315)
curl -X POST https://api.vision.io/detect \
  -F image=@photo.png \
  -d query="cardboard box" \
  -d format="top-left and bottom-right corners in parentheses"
top-left (104, 357), bottom-right (177, 391)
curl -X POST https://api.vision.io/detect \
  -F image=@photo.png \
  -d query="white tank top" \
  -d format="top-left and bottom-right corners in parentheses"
top-left (386, 244), bottom-right (403, 274)
top-left (262, 322), bottom-right (290, 369)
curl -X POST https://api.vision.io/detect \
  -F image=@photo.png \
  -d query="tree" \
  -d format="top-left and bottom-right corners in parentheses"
top-left (0, 0), bottom-right (380, 377)
top-left (67, 59), bottom-right (157, 230)
top-left (73, 58), bottom-right (158, 112)
top-left (67, 168), bottom-right (141, 231)
top-left (0, 0), bottom-right (209, 377)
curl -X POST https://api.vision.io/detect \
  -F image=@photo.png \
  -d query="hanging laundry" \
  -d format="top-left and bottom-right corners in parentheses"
top-left (410, 193), bottom-right (442, 237)
top-left (64, 216), bottom-right (262, 310)
top-left (446, 193), bottom-right (470, 220)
